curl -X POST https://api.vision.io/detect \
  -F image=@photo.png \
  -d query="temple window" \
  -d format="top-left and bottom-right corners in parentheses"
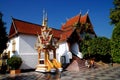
top-left (60, 56), bottom-right (66, 64)
top-left (12, 40), bottom-right (16, 52)
top-left (39, 60), bottom-right (44, 64)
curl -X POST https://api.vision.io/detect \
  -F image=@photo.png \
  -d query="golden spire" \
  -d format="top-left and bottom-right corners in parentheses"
top-left (42, 9), bottom-right (48, 27)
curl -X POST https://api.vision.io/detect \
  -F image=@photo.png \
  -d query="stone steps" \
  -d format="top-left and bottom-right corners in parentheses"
top-left (65, 55), bottom-right (88, 71)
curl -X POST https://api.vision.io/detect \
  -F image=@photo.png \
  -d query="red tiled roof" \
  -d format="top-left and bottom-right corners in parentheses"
top-left (9, 13), bottom-right (96, 42)
top-left (59, 13), bottom-right (96, 41)
top-left (9, 18), bottom-right (62, 38)
top-left (61, 14), bottom-right (80, 31)
top-left (52, 29), bottom-right (62, 38)
top-left (61, 14), bottom-right (89, 30)
top-left (80, 14), bottom-right (87, 24)
top-left (59, 28), bottom-right (74, 41)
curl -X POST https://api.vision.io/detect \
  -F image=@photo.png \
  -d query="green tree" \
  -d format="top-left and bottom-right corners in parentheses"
top-left (110, 0), bottom-right (120, 63)
top-left (89, 37), bottom-right (111, 62)
top-left (81, 37), bottom-right (111, 62)
top-left (110, 0), bottom-right (120, 25)
top-left (0, 12), bottom-right (8, 54)
top-left (80, 33), bottom-right (92, 59)
top-left (111, 23), bottom-right (120, 63)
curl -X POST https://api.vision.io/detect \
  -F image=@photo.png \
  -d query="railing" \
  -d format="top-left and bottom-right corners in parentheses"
top-left (52, 59), bottom-right (61, 68)
top-left (47, 59), bottom-right (54, 71)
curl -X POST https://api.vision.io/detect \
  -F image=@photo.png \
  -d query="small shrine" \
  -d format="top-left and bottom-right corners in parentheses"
top-left (35, 10), bottom-right (62, 72)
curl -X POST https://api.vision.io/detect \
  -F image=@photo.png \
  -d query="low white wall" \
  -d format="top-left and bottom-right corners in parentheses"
top-left (20, 53), bottom-right (38, 69)
top-left (56, 41), bottom-right (72, 63)
top-left (71, 42), bottom-right (83, 59)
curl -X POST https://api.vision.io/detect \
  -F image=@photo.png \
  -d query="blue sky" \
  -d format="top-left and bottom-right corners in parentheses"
top-left (0, 0), bottom-right (114, 38)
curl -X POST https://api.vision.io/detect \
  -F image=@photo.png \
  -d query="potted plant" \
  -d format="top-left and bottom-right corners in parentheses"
top-left (7, 55), bottom-right (22, 75)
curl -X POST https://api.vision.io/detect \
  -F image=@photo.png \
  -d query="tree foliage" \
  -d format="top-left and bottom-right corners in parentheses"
top-left (81, 37), bottom-right (111, 62)
top-left (0, 12), bottom-right (8, 54)
top-left (110, 0), bottom-right (120, 63)
top-left (112, 23), bottom-right (120, 39)
top-left (110, 0), bottom-right (120, 25)
top-left (7, 55), bottom-right (22, 70)
top-left (89, 37), bottom-right (110, 56)
top-left (111, 23), bottom-right (120, 63)
top-left (80, 33), bottom-right (92, 58)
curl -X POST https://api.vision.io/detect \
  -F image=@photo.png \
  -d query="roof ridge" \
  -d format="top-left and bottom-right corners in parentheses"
top-left (81, 13), bottom-right (88, 17)
top-left (12, 17), bottom-right (62, 31)
top-left (12, 17), bottom-right (42, 27)
top-left (51, 27), bottom-right (62, 31)
top-left (69, 14), bottom-right (81, 20)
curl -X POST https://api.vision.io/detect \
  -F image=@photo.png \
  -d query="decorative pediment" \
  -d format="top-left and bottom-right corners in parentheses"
top-left (35, 26), bottom-right (53, 50)
top-left (9, 22), bottom-right (17, 38)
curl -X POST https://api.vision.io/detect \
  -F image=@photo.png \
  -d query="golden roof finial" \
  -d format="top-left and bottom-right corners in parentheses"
top-left (79, 10), bottom-right (82, 15)
top-left (86, 9), bottom-right (89, 14)
top-left (42, 9), bottom-right (48, 27)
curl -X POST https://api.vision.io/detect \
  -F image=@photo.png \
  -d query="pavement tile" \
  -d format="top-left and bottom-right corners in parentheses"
top-left (0, 64), bottom-right (120, 80)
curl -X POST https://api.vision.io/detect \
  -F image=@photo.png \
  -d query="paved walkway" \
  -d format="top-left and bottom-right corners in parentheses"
top-left (61, 66), bottom-right (120, 80)
top-left (0, 64), bottom-right (120, 80)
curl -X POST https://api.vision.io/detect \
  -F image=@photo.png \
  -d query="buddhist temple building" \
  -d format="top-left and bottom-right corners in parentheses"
top-left (5, 11), bottom-right (96, 72)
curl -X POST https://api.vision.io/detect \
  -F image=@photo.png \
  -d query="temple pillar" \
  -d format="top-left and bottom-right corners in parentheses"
top-left (53, 49), bottom-right (56, 59)
top-left (44, 49), bottom-right (49, 65)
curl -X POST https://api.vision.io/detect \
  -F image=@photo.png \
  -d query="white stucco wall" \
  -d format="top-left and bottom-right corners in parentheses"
top-left (6, 34), bottom-right (38, 69)
top-left (56, 41), bottom-right (72, 63)
top-left (19, 34), bottom-right (38, 69)
top-left (6, 36), bottom-right (20, 57)
top-left (19, 34), bottom-right (37, 54)
top-left (70, 42), bottom-right (83, 59)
